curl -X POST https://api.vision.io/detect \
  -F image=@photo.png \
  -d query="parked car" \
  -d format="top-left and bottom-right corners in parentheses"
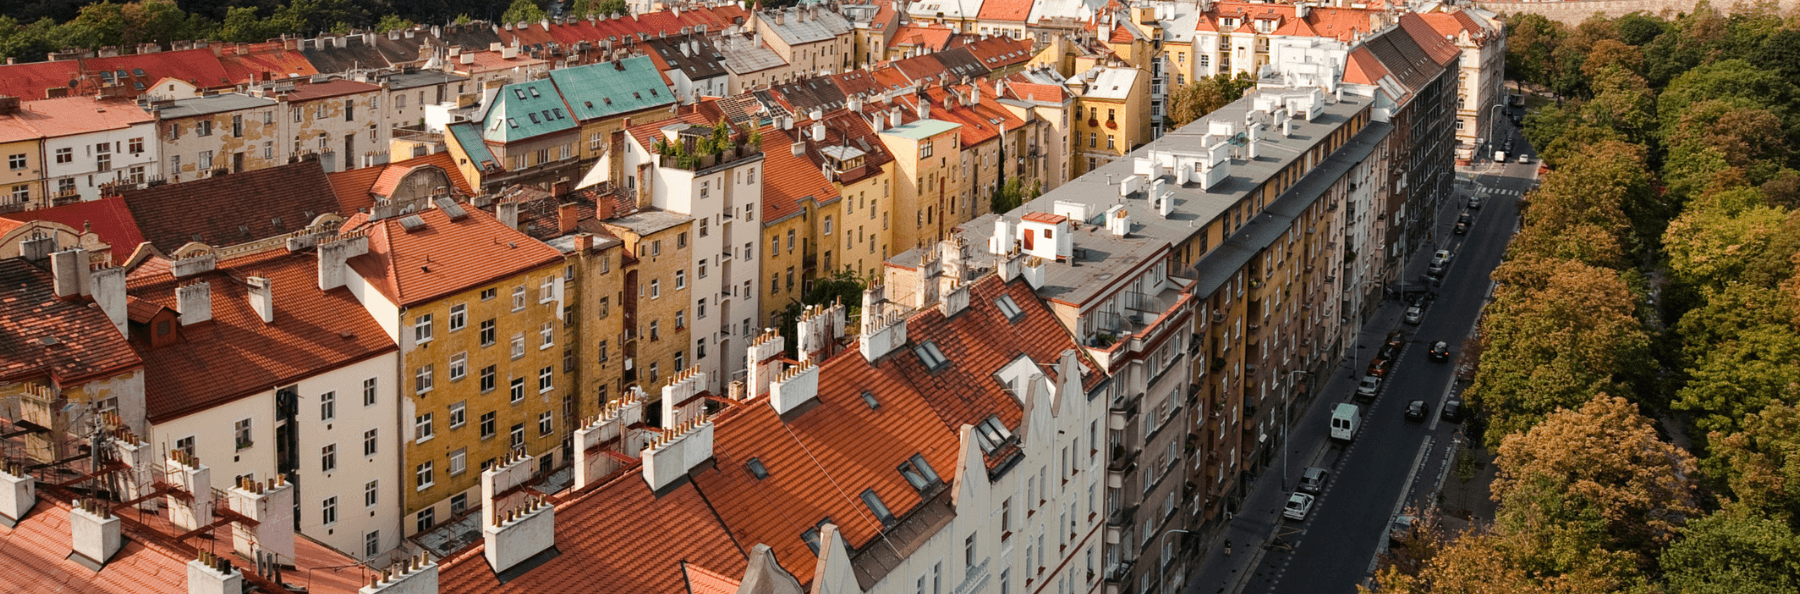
top-left (1441, 399), bottom-right (1465, 423)
top-left (1428, 250), bottom-right (1452, 278)
top-left (1404, 305), bottom-right (1423, 325)
top-left (1428, 341), bottom-right (1451, 362)
top-left (1382, 332), bottom-right (1407, 358)
top-left (1368, 357), bottom-right (1392, 377)
top-left (1284, 492), bottom-right (1317, 521)
top-left (1454, 212), bottom-right (1472, 235)
top-left (1518, 153), bottom-right (1532, 164)
top-left (1390, 515), bottom-right (1417, 543)
top-left (1356, 375), bottom-right (1382, 401)
top-left (1503, 139), bottom-right (1515, 153)
top-left (1405, 400), bottom-right (1429, 421)
top-left (1299, 467), bottom-right (1330, 494)
top-left (1468, 194), bottom-right (1483, 209)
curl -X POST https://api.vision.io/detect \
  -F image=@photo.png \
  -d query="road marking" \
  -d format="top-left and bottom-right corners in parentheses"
top-left (1427, 371), bottom-right (1458, 432)
top-left (1367, 435), bottom-right (1435, 575)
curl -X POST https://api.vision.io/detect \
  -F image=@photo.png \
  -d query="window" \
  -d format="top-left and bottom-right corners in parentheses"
top-left (540, 322), bottom-right (554, 349)
top-left (480, 411), bottom-right (496, 439)
top-left (1089, 133), bottom-right (1096, 148)
top-left (511, 334), bottom-right (526, 359)
top-left (320, 391), bottom-right (336, 421)
top-left (235, 419), bottom-right (253, 449)
top-left (449, 304), bottom-right (466, 331)
top-left (510, 378), bottom-right (526, 403)
top-left (415, 364), bottom-right (434, 394)
top-left (651, 279), bottom-right (661, 298)
top-left (512, 286), bottom-right (527, 311)
top-left (996, 295), bottom-right (1024, 321)
top-left (415, 508), bottom-right (434, 532)
top-left (675, 270), bottom-right (686, 289)
top-left (364, 429), bottom-right (378, 456)
top-left (598, 340), bottom-right (609, 362)
top-left (1000, 569), bottom-right (1010, 594)
top-left (55, 147), bottom-right (71, 164)
top-left (539, 411), bottom-right (553, 435)
top-left (539, 366), bottom-right (554, 393)
top-left (965, 533), bottom-right (978, 570)
top-left (1001, 497), bottom-right (1013, 537)
top-left (364, 531), bottom-right (381, 558)
top-left (416, 461), bottom-right (434, 490)
top-left (449, 352), bottom-right (467, 381)
top-left (449, 401), bottom-right (466, 428)
top-left (480, 364), bottom-right (497, 392)
top-left (364, 480), bottom-right (379, 507)
top-left (510, 423), bottom-right (525, 449)
top-left (322, 496), bottom-right (337, 525)
top-left (481, 288), bottom-right (497, 301)
top-left (449, 448), bottom-right (467, 475)
top-left (539, 276), bottom-right (556, 303)
top-left (414, 413), bottom-right (434, 442)
top-left (564, 348), bottom-right (576, 373)
top-left (197, 120), bottom-right (213, 137)
top-left (898, 454), bottom-right (942, 492)
top-left (824, 216), bottom-right (833, 235)
top-left (650, 321), bottom-right (660, 341)
top-left (363, 378), bottom-right (377, 406)
top-left (480, 319), bottom-right (496, 346)
top-left (413, 314), bottom-right (433, 344)
top-left (9, 154), bottom-right (26, 170)
top-left (914, 341), bottom-right (949, 371)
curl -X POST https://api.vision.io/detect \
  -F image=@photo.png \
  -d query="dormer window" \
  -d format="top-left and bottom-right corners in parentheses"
top-left (801, 517), bottom-right (833, 554)
top-left (914, 341), bottom-right (949, 371)
top-left (861, 390), bottom-right (880, 409)
top-left (973, 415), bottom-right (1014, 453)
top-left (861, 489), bottom-right (896, 527)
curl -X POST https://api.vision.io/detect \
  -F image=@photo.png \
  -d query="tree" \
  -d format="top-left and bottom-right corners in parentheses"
top-left (1505, 13), bottom-right (1565, 90)
top-left (1675, 324), bottom-right (1800, 436)
top-left (1165, 72), bottom-right (1255, 128)
top-left (374, 14), bottom-right (414, 32)
top-left (991, 177), bottom-right (1025, 214)
top-left (1709, 403), bottom-right (1800, 527)
top-left (1658, 59), bottom-right (1800, 146)
top-left (500, 0), bottom-right (545, 25)
top-left (568, 0), bottom-right (629, 17)
top-left (1663, 187), bottom-right (1791, 289)
top-left (1663, 99), bottom-right (1792, 194)
top-left (1660, 508), bottom-right (1800, 594)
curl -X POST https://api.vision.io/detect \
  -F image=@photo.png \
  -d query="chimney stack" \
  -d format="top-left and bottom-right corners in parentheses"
top-left (495, 200), bottom-right (520, 230)
top-left (481, 451), bottom-right (536, 530)
top-left (1022, 256), bottom-right (1047, 289)
top-left (188, 551), bottom-right (243, 594)
top-left (558, 202), bottom-right (580, 235)
top-left (795, 299), bottom-right (847, 364)
top-left (68, 498), bottom-right (122, 569)
top-left (484, 495), bottom-right (555, 576)
top-left (165, 452), bottom-right (212, 531)
top-left (246, 277), bottom-right (273, 323)
top-left (858, 285), bottom-right (908, 363)
top-left (317, 233), bottom-right (370, 291)
top-left (20, 235), bottom-right (55, 261)
top-left (171, 252), bottom-right (218, 278)
top-left (229, 475), bottom-right (295, 561)
top-left (91, 267), bottom-right (127, 337)
top-left (360, 552), bottom-right (438, 594)
top-left (0, 461), bottom-right (35, 527)
top-left (51, 248), bottom-right (89, 297)
top-left (745, 330), bottom-right (786, 400)
top-left (177, 282), bottom-right (213, 326)
top-left (939, 277), bottom-right (969, 317)
top-left (912, 248), bottom-right (941, 308)
top-left (641, 416), bottom-right (715, 491)
top-left (660, 367), bottom-right (707, 427)
top-left (573, 391), bottom-right (647, 489)
top-left (768, 359), bottom-right (819, 415)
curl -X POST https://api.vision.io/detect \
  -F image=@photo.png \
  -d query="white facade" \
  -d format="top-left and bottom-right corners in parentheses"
top-left (43, 123), bottom-right (159, 202)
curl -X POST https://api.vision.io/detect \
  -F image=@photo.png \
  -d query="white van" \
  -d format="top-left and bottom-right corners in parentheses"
top-left (1331, 403), bottom-right (1360, 441)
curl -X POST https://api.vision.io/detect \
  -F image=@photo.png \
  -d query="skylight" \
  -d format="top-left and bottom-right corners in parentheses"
top-left (973, 415), bottom-right (1014, 453)
top-left (995, 294), bottom-right (1024, 321)
top-left (801, 517), bottom-right (832, 554)
top-left (746, 457), bottom-right (769, 479)
top-left (914, 341), bottom-right (949, 371)
top-left (861, 390), bottom-right (880, 409)
top-left (897, 454), bottom-right (941, 493)
top-left (860, 489), bottom-right (896, 527)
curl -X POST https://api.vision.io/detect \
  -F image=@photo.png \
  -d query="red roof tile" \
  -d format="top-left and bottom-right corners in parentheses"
top-left (0, 61), bottom-right (81, 101)
top-left (1399, 12), bottom-right (1462, 66)
top-left (0, 499), bottom-right (190, 594)
top-left (1342, 46), bottom-right (1389, 86)
top-left (959, 37), bottom-right (1033, 71)
top-left (127, 248), bottom-right (395, 423)
top-left (118, 159), bottom-right (340, 253)
top-left (757, 126), bottom-right (839, 223)
top-left (1022, 212), bottom-right (1067, 224)
top-left (0, 258), bottom-right (141, 385)
top-left (344, 206), bottom-right (563, 307)
top-left (281, 79), bottom-right (380, 101)
top-left (977, 0), bottom-right (1033, 22)
top-left (0, 96), bottom-right (151, 138)
top-left (217, 44), bottom-right (320, 85)
top-left (326, 152), bottom-right (477, 214)
top-left (889, 24), bottom-right (957, 52)
top-left (683, 563), bottom-right (742, 594)
top-left (80, 49), bottom-right (235, 92)
top-left (0, 195), bottom-right (148, 253)
top-left (1304, 8), bottom-right (1378, 42)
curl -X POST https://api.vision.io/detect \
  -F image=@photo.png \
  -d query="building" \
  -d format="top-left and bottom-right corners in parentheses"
top-left (717, 33), bottom-right (796, 94)
top-left (644, 34), bottom-right (735, 104)
top-left (597, 207), bottom-right (696, 399)
top-left (877, 115), bottom-right (964, 254)
top-left (23, 96), bottom-right (158, 204)
top-left (1418, 9), bottom-right (1506, 160)
top-left (145, 92), bottom-right (285, 182)
top-left (337, 203), bottom-right (569, 536)
top-left (444, 78), bottom-right (582, 193)
top-left (548, 57), bottom-right (679, 175)
top-left (253, 79), bottom-right (389, 173)
top-left (0, 99), bottom-right (45, 209)
top-left (1069, 65), bottom-right (1151, 176)
top-left (753, 123), bottom-right (840, 329)
top-left (129, 240), bottom-right (404, 561)
top-left (755, 5), bottom-right (856, 76)
top-left (116, 158), bottom-right (341, 253)
top-left (796, 109), bottom-right (898, 282)
top-left (997, 65), bottom-right (1077, 189)
top-left (841, 0), bottom-right (902, 67)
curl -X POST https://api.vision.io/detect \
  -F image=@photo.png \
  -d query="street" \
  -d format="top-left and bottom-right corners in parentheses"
top-left (1185, 109), bottom-right (1539, 594)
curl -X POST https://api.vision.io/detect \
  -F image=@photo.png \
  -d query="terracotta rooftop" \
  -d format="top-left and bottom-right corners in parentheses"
top-left (0, 60), bottom-right (81, 101)
top-left (0, 195), bottom-right (148, 252)
top-left (325, 152), bottom-right (476, 213)
top-left (888, 24), bottom-right (957, 52)
top-left (280, 79), bottom-right (381, 101)
top-left (976, 0), bottom-right (1033, 21)
top-left (216, 44), bottom-right (320, 85)
top-left (0, 258), bottom-right (141, 385)
top-left (344, 205), bottom-right (564, 307)
top-left (0, 96), bottom-right (152, 138)
top-left (757, 126), bottom-right (839, 224)
top-left (117, 159), bottom-right (340, 253)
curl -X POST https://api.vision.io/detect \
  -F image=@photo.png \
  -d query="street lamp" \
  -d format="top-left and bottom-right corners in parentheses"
top-left (1282, 370), bottom-right (1312, 491)
top-left (1486, 103), bottom-right (1505, 159)
top-left (1156, 528), bottom-right (1192, 594)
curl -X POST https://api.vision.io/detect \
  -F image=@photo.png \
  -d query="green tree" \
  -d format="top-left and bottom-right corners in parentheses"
top-left (991, 177), bottom-right (1025, 214)
top-left (1658, 59), bottom-right (1800, 146)
top-left (500, 0), bottom-right (546, 25)
top-left (1165, 72), bottom-right (1256, 128)
top-left (1709, 403), bottom-right (1800, 527)
top-left (1675, 323), bottom-right (1800, 436)
top-left (374, 14), bottom-right (414, 32)
top-left (1613, 11), bottom-right (1669, 46)
top-left (1504, 13), bottom-right (1565, 91)
top-left (1663, 187), bottom-right (1791, 288)
top-left (1660, 508), bottom-right (1800, 594)
top-left (568, 0), bottom-right (629, 17)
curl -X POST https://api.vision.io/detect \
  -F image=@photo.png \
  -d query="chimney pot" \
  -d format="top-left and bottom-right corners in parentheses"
top-left (177, 282), bottom-right (213, 326)
top-left (246, 277), bottom-right (274, 323)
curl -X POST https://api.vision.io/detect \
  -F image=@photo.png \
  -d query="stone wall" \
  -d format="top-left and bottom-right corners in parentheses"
top-left (1473, 0), bottom-right (1798, 25)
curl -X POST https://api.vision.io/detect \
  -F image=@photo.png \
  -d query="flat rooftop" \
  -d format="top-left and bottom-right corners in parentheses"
top-left (606, 208), bottom-right (693, 236)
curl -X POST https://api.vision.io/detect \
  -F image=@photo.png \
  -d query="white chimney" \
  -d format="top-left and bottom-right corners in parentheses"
top-left (990, 218), bottom-right (1016, 255)
top-left (360, 552), bottom-right (438, 594)
top-left (939, 277), bottom-right (969, 317)
top-left (51, 248), bottom-right (89, 297)
top-left (91, 267), bottom-right (127, 337)
top-left (483, 494), bottom-right (555, 575)
top-left (858, 286), bottom-right (909, 363)
top-left (20, 234), bottom-right (55, 261)
top-left (1107, 204), bottom-right (1131, 236)
top-left (913, 248), bottom-right (942, 308)
top-left (188, 551), bottom-right (244, 594)
top-left (917, 98), bottom-right (930, 120)
top-left (641, 416), bottom-right (715, 491)
top-left (1155, 179), bottom-right (1173, 217)
top-left (768, 361), bottom-right (820, 415)
top-left (246, 277), bottom-right (274, 323)
top-left (229, 475), bottom-right (295, 562)
top-left (481, 451), bottom-right (535, 530)
top-left (69, 498), bottom-right (122, 569)
top-left (746, 330), bottom-right (787, 400)
top-left (496, 200), bottom-right (520, 229)
top-left (317, 233), bottom-right (370, 291)
top-left (573, 393), bottom-right (647, 490)
top-left (1022, 256), bottom-right (1047, 289)
top-left (0, 461), bottom-right (36, 527)
top-left (795, 300), bottom-right (847, 364)
top-left (171, 253), bottom-right (217, 277)
top-left (889, 108), bottom-right (902, 129)
top-left (165, 452), bottom-right (211, 531)
top-left (812, 120), bottom-right (826, 142)
top-left (660, 367), bottom-right (707, 427)
top-left (177, 282), bottom-right (212, 326)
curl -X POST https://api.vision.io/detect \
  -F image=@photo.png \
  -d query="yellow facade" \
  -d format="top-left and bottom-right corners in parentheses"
top-left (878, 119), bottom-right (963, 255)
top-left (833, 168), bottom-right (894, 281)
top-left (761, 208), bottom-right (811, 329)
top-left (0, 137), bottom-right (45, 208)
top-left (401, 261), bottom-right (569, 525)
top-left (566, 237), bottom-right (628, 414)
top-left (1072, 69), bottom-right (1152, 177)
top-left (598, 221), bottom-right (693, 397)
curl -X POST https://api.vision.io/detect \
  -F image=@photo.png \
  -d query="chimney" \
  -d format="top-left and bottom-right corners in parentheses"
top-left (573, 392), bottom-right (647, 490)
top-left (1021, 256), bottom-right (1047, 289)
top-left (811, 120), bottom-right (826, 142)
top-left (558, 202), bottom-right (580, 235)
top-left (768, 360), bottom-right (819, 415)
top-left (641, 416), bottom-right (715, 491)
top-left (164, 452), bottom-right (211, 531)
top-left (317, 233), bottom-right (370, 291)
top-left (495, 200), bottom-right (520, 229)
top-left (228, 475), bottom-right (295, 561)
top-left (188, 551), bottom-right (243, 594)
top-left (481, 451), bottom-right (536, 530)
top-left (989, 217), bottom-right (1016, 255)
top-left (794, 299), bottom-right (847, 364)
top-left (360, 552), bottom-right (438, 594)
top-left (177, 282), bottom-right (212, 326)
top-left (660, 367), bottom-right (707, 427)
top-left (917, 98), bottom-right (929, 120)
top-left (1155, 179), bottom-right (1173, 218)
top-left (110, 435), bottom-right (155, 511)
top-left (171, 252), bottom-right (217, 277)
top-left (246, 277), bottom-right (273, 323)
top-left (939, 277), bottom-right (969, 317)
top-left (68, 498), bottom-right (122, 569)
top-left (51, 248), bottom-right (89, 297)
top-left (484, 494), bottom-right (554, 575)
top-left (997, 251), bottom-right (1024, 282)
top-left (913, 247), bottom-right (941, 308)
top-left (1107, 204), bottom-right (1130, 236)
top-left (0, 461), bottom-right (34, 527)
top-left (746, 330), bottom-right (786, 399)
top-left (20, 234), bottom-right (55, 261)
top-left (939, 236), bottom-right (968, 281)
top-left (858, 285), bottom-right (908, 363)
top-left (889, 108), bottom-right (902, 130)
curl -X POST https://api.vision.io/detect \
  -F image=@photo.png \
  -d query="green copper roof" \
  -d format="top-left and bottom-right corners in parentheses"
top-left (881, 118), bottom-right (961, 141)
top-left (482, 79), bottom-right (577, 144)
top-left (550, 56), bottom-right (676, 122)
top-left (448, 122), bottom-right (497, 170)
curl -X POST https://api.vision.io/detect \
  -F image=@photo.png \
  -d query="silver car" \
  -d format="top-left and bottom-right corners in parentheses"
top-left (1357, 375), bottom-right (1381, 400)
top-left (1284, 492), bottom-right (1316, 521)
top-left (1404, 305), bottom-right (1423, 325)
top-left (1467, 194), bottom-right (1483, 209)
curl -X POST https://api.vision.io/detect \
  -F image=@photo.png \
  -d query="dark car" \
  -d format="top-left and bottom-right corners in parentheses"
top-left (1405, 400), bottom-right (1428, 421)
top-left (1390, 515), bottom-right (1417, 543)
top-left (1428, 341), bottom-right (1451, 362)
top-left (1503, 139), bottom-right (1515, 153)
top-left (1299, 467), bottom-right (1330, 494)
top-left (1381, 332), bottom-right (1406, 358)
top-left (1441, 399), bottom-right (1465, 423)
top-left (1454, 212), bottom-right (1472, 235)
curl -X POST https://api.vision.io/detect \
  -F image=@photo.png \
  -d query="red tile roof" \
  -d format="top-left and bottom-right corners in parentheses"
top-left (344, 206), bottom-right (564, 307)
top-left (117, 159), bottom-right (340, 253)
top-left (683, 564), bottom-right (742, 594)
top-left (281, 79), bottom-right (380, 101)
top-left (1022, 212), bottom-right (1067, 224)
top-left (889, 24), bottom-right (957, 53)
top-left (757, 126), bottom-right (839, 224)
top-left (325, 152), bottom-right (477, 213)
top-left (958, 37), bottom-right (1033, 71)
top-left (217, 44), bottom-right (320, 85)
top-left (0, 96), bottom-right (152, 138)
top-left (1342, 46), bottom-right (1389, 86)
top-left (1304, 8), bottom-right (1379, 42)
top-left (0, 258), bottom-right (141, 385)
top-left (126, 248), bottom-right (395, 423)
top-left (79, 49), bottom-right (235, 92)
top-left (0, 61), bottom-right (81, 101)
top-left (0, 195), bottom-right (148, 253)
top-left (1400, 12), bottom-right (1462, 66)
top-left (910, 85), bottom-right (1026, 149)
top-left (977, 0), bottom-right (1033, 22)
top-left (451, 50), bottom-right (551, 74)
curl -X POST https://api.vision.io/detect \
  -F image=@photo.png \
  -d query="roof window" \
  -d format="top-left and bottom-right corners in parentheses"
top-left (995, 294), bottom-right (1024, 321)
top-left (528, 113), bottom-right (541, 124)
top-left (746, 457), bottom-right (769, 479)
top-left (584, 101), bottom-right (594, 109)
top-left (860, 390), bottom-right (880, 410)
top-left (529, 87), bottom-right (541, 97)
top-left (514, 89), bottom-right (526, 99)
top-left (507, 118), bottom-right (518, 128)
top-left (897, 454), bottom-right (941, 493)
top-left (860, 489), bottom-right (896, 527)
top-left (132, 68), bottom-right (145, 76)
top-left (801, 517), bottom-right (832, 554)
top-left (913, 341), bottom-right (949, 371)
top-left (553, 108), bottom-right (565, 119)
top-left (972, 415), bottom-right (1014, 453)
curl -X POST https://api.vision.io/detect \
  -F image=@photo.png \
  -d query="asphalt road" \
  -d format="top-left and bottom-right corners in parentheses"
top-left (1248, 119), bottom-right (1539, 594)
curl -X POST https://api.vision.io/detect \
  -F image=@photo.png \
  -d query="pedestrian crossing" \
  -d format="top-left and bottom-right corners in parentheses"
top-left (1473, 187), bottom-right (1523, 197)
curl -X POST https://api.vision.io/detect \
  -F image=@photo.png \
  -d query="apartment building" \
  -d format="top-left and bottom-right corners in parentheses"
top-left (548, 57), bottom-right (679, 171)
top-left (130, 241), bottom-right (404, 561)
top-left (718, 33), bottom-right (796, 94)
top-left (445, 79), bottom-right (582, 193)
top-left (997, 66), bottom-right (1078, 190)
top-left (0, 101), bottom-right (45, 209)
top-left (1418, 9), bottom-right (1506, 159)
top-left (147, 93), bottom-right (284, 181)
top-left (877, 113), bottom-right (965, 254)
top-left (336, 203), bottom-right (569, 536)
top-left (802, 109), bottom-right (898, 281)
top-left (1070, 65), bottom-right (1151, 176)
top-left (644, 34), bottom-right (734, 104)
top-left (841, 0), bottom-right (902, 67)
top-left (597, 208), bottom-right (696, 399)
top-left (754, 5), bottom-right (856, 75)
top-left (22, 96), bottom-right (158, 204)
top-left (620, 115), bottom-right (765, 393)
top-left (755, 124), bottom-right (840, 328)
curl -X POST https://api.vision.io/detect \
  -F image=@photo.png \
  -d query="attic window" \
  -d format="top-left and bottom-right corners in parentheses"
top-left (860, 390), bottom-right (880, 409)
top-left (584, 101), bottom-right (594, 109)
top-left (995, 295), bottom-right (1024, 321)
top-left (972, 415), bottom-right (1014, 453)
top-left (132, 68), bottom-right (145, 76)
top-left (633, 92), bottom-right (642, 100)
top-left (860, 489), bottom-right (896, 528)
top-left (801, 517), bottom-right (832, 554)
top-left (746, 457), bottom-right (769, 479)
top-left (529, 87), bottom-right (541, 97)
top-left (913, 341), bottom-right (949, 371)
top-left (650, 88), bottom-right (660, 96)
top-left (553, 108), bottom-right (565, 119)
top-left (514, 89), bottom-right (526, 99)
top-left (528, 113), bottom-right (541, 124)
top-left (507, 118), bottom-right (519, 128)
top-left (897, 454), bottom-right (941, 493)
